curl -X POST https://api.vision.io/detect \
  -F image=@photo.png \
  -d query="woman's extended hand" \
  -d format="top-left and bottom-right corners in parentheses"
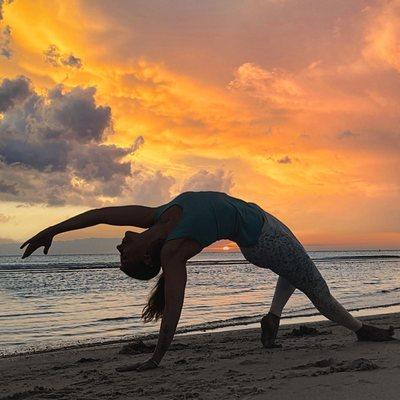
top-left (20, 227), bottom-right (54, 259)
top-left (115, 359), bottom-right (159, 373)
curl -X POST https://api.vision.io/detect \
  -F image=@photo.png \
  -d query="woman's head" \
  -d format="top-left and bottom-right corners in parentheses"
top-left (117, 230), bottom-right (166, 323)
top-left (117, 231), bottom-right (164, 280)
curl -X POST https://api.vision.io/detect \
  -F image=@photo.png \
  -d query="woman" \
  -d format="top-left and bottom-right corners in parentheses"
top-left (21, 191), bottom-right (394, 372)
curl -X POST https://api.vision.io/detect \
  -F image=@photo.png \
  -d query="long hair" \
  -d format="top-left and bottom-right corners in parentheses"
top-left (141, 273), bottom-right (165, 323)
top-left (141, 238), bottom-right (165, 323)
top-left (119, 237), bottom-right (166, 323)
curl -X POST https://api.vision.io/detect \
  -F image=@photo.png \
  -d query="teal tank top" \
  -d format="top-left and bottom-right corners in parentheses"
top-left (154, 191), bottom-right (265, 247)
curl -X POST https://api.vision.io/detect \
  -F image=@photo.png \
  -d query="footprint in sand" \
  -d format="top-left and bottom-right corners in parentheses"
top-left (290, 357), bottom-right (379, 376)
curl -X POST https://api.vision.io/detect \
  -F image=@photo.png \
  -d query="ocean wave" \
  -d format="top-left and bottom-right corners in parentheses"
top-left (97, 316), bottom-right (134, 322)
top-left (3, 301), bottom-right (400, 358)
top-left (1, 254), bottom-right (399, 271)
top-left (0, 263), bottom-right (120, 271)
top-left (188, 255), bottom-right (400, 265)
top-left (0, 310), bottom-right (65, 319)
top-left (0, 260), bottom-right (248, 271)
top-left (314, 255), bottom-right (400, 262)
top-left (380, 287), bottom-right (400, 294)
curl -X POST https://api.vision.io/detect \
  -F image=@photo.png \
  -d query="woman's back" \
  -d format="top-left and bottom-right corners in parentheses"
top-left (154, 191), bottom-right (264, 247)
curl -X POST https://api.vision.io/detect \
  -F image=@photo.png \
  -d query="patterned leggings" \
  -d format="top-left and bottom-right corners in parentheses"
top-left (239, 211), bottom-right (362, 331)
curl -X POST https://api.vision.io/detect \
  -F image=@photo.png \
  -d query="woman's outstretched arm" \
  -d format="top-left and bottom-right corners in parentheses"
top-left (20, 205), bottom-right (156, 258)
top-left (116, 254), bottom-right (188, 372)
top-left (116, 239), bottom-right (202, 372)
top-left (150, 257), bottom-right (187, 366)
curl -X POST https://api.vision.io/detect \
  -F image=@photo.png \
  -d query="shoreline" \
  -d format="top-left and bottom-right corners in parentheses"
top-left (3, 303), bottom-right (400, 359)
top-left (2, 303), bottom-right (400, 359)
top-left (1, 312), bottom-right (399, 399)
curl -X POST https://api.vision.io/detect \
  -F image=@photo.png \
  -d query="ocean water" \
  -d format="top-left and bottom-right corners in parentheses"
top-left (0, 250), bottom-right (399, 356)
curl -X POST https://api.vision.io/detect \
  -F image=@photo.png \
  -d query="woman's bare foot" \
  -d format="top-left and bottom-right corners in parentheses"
top-left (356, 324), bottom-right (395, 342)
top-left (261, 312), bottom-right (282, 348)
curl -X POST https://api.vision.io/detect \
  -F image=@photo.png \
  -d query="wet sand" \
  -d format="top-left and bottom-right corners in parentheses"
top-left (1, 312), bottom-right (399, 400)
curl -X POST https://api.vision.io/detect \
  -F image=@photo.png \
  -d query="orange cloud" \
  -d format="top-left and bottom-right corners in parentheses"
top-left (0, 0), bottom-right (399, 248)
top-left (363, 0), bottom-right (400, 71)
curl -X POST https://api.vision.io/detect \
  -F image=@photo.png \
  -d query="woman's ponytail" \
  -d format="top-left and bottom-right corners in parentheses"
top-left (141, 273), bottom-right (165, 323)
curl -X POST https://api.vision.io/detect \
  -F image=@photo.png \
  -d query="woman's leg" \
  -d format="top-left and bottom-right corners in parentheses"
top-left (301, 275), bottom-right (363, 331)
top-left (301, 277), bottom-right (394, 341)
top-left (241, 228), bottom-right (394, 345)
top-left (265, 235), bottom-right (364, 331)
top-left (270, 276), bottom-right (296, 317)
top-left (261, 266), bottom-right (364, 347)
top-left (270, 235), bottom-right (394, 341)
top-left (260, 276), bottom-right (296, 347)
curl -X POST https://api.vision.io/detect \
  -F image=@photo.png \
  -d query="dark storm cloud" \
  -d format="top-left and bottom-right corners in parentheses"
top-left (0, 0), bottom-right (12, 20)
top-left (0, 24), bottom-right (11, 58)
top-left (71, 144), bottom-right (131, 182)
top-left (0, 161), bottom-right (76, 205)
top-left (0, 76), bottom-right (146, 206)
top-left (277, 156), bottom-right (292, 164)
top-left (0, 79), bottom-right (113, 172)
top-left (0, 179), bottom-right (18, 195)
top-left (44, 44), bottom-right (82, 69)
top-left (61, 54), bottom-right (82, 69)
top-left (0, 135), bottom-right (69, 171)
top-left (132, 135), bottom-right (144, 152)
top-left (0, 76), bottom-right (32, 112)
top-left (46, 85), bottom-right (111, 143)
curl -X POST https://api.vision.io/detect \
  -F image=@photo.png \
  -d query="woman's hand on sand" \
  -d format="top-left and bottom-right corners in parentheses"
top-left (115, 359), bottom-right (158, 373)
top-left (20, 228), bottom-right (54, 259)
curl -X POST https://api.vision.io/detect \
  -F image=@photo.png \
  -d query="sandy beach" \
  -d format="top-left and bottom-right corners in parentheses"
top-left (1, 312), bottom-right (399, 400)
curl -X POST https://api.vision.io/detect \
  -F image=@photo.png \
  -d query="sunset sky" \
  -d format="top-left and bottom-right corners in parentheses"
top-left (0, 0), bottom-right (399, 250)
